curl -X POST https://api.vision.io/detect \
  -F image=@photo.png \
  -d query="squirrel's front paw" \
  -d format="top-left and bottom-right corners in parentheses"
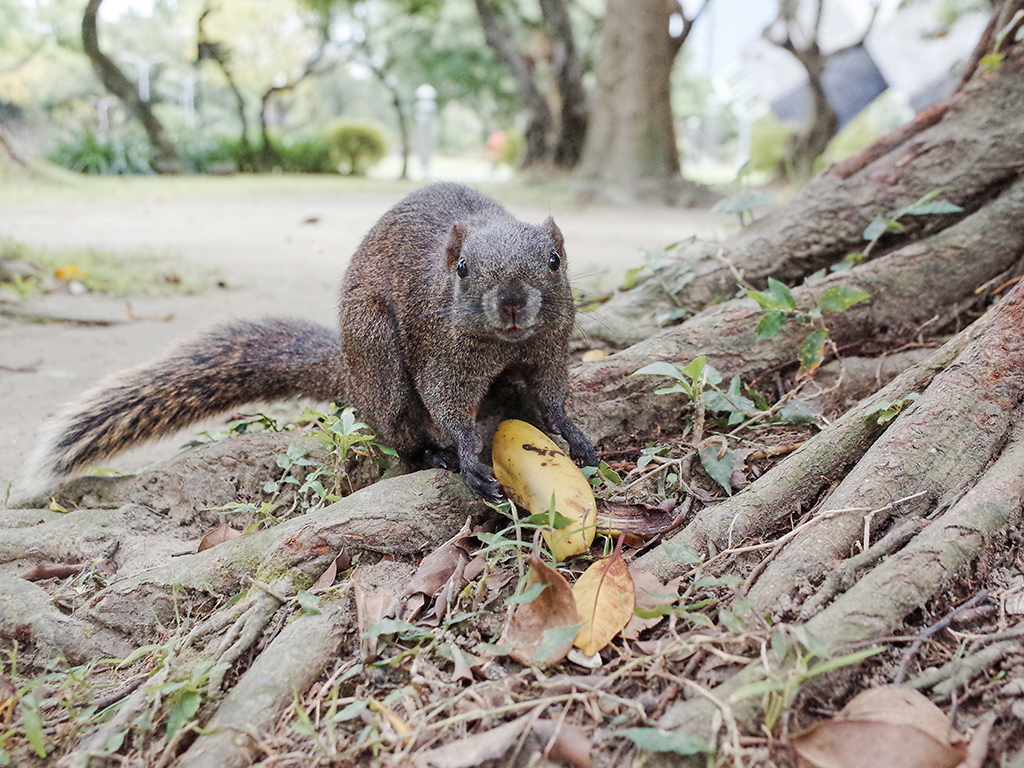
top-left (568, 437), bottom-right (598, 469)
top-left (461, 461), bottom-right (503, 501)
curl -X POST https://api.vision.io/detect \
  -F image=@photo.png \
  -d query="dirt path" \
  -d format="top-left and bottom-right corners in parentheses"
top-left (0, 178), bottom-right (728, 496)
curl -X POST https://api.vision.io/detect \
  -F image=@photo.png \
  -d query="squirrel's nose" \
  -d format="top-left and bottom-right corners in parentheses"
top-left (497, 282), bottom-right (529, 326)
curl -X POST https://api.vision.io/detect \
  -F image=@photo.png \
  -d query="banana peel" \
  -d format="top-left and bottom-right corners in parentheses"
top-left (492, 419), bottom-right (597, 560)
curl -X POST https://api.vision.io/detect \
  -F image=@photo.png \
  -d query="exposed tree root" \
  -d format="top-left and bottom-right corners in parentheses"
top-left (577, 50), bottom-right (1024, 348)
top-left (572, 174), bottom-right (1024, 442)
top-left (647, 284), bottom-right (1024, 754)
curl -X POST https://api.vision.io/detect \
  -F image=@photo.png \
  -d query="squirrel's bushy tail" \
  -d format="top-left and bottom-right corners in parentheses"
top-left (21, 318), bottom-right (344, 497)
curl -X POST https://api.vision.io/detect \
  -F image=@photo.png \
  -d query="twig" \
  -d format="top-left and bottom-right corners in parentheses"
top-left (893, 590), bottom-right (991, 684)
top-left (799, 516), bottom-right (926, 620)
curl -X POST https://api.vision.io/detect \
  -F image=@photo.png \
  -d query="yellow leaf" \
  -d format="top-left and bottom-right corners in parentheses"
top-left (572, 552), bottom-right (635, 656)
top-left (492, 419), bottom-right (597, 560)
top-left (369, 699), bottom-right (411, 740)
top-left (54, 264), bottom-right (89, 281)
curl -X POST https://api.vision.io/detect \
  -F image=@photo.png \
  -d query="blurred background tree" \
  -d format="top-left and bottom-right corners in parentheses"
top-left (0, 0), bottom-right (992, 201)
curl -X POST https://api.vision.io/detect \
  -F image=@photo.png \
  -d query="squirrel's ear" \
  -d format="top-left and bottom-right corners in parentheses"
top-left (543, 216), bottom-right (564, 252)
top-left (446, 223), bottom-right (466, 271)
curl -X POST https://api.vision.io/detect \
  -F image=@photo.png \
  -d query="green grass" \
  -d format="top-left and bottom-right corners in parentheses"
top-left (0, 238), bottom-right (211, 297)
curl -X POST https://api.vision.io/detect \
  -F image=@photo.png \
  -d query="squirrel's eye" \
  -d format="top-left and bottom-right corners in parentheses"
top-left (456, 258), bottom-right (469, 279)
top-left (548, 251), bottom-right (561, 271)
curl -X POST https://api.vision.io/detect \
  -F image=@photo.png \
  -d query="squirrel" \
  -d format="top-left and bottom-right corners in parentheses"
top-left (23, 183), bottom-right (597, 501)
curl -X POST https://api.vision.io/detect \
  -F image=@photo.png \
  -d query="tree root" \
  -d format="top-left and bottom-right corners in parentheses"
top-left (576, 50), bottom-right (1024, 349)
top-left (572, 174), bottom-right (1024, 443)
top-left (643, 283), bottom-right (1024, 753)
top-left (908, 621), bottom-right (1024, 698)
top-left (2, 470), bottom-right (479, 664)
top-left (173, 591), bottom-right (355, 768)
top-left (631, 314), bottom-right (979, 582)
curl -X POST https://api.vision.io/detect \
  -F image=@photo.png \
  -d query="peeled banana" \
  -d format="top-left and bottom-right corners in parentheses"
top-left (491, 419), bottom-right (597, 560)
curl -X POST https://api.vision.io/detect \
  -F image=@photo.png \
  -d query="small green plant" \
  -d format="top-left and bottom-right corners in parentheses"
top-left (743, 190), bottom-right (961, 375)
top-left (619, 241), bottom-right (697, 326)
top-left (711, 191), bottom-right (770, 227)
top-left (978, 9), bottom-right (1023, 73)
top-left (730, 626), bottom-right (885, 732)
top-left (745, 277), bottom-right (871, 375)
top-left (302, 405), bottom-right (395, 498)
top-left (865, 393), bottom-right (919, 425)
top-left (153, 659), bottom-right (230, 740)
top-left (328, 120), bottom-right (388, 176)
top-left (633, 356), bottom-right (764, 427)
top-left (834, 189), bottom-right (964, 270)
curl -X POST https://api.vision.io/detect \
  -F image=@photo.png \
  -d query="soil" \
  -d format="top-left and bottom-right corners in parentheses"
top-left (0, 179), bottom-right (728, 495)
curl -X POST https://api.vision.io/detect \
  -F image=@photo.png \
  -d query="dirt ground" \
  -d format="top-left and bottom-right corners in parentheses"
top-left (0, 177), bottom-right (729, 496)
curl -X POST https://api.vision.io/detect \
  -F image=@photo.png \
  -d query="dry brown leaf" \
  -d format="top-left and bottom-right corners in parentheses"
top-left (310, 551), bottom-right (350, 592)
top-left (197, 521), bottom-right (242, 552)
top-left (412, 715), bottom-right (529, 767)
top-left (353, 567), bottom-right (400, 662)
top-left (791, 685), bottom-right (968, 768)
top-left (622, 568), bottom-right (679, 640)
top-left (403, 518), bottom-right (474, 599)
top-left (18, 563), bottom-right (87, 581)
top-left (532, 719), bottom-right (594, 768)
top-left (449, 643), bottom-right (475, 683)
top-left (411, 710), bottom-right (592, 768)
top-left (500, 554), bottom-right (579, 665)
top-left (463, 553), bottom-right (488, 582)
top-left (572, 550), bottom-right (635, 656)
top-left (596, 501), bottom-right (685, 538)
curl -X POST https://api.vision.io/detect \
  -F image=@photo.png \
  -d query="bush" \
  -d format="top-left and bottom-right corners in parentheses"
top-left (48, 125), bottom-right (153, 175)
top-left (271, 135), bottom-right (334, 174)
top-left (177, 133), bottom-right (336, 174)
top-left (327, 120), bottom-right (387, 176)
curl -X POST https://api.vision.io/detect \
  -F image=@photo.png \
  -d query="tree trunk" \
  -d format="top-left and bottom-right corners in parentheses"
top-left (787, 43), bottom-right (837, 180)
top-left (197, 9), bottom-right (253, 172)
top-left (573, 0), bottom-right (709, 204)
top-left (368, 62), bottom-right (410, 180)
top-left (81, 0), bottom-right (183, 174)
top-left (473, 0), bottom-right (555, 167)
top-left (539, 0), bottom-right (588, 168)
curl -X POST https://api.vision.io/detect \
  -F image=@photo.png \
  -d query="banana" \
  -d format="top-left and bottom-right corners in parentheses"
top-left (491, 419), bottom-right (597, 560)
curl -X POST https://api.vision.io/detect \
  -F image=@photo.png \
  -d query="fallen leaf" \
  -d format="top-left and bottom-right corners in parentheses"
top-left (19, 563), bottom-right (86, 581)
top-left (311, 551), bottom-right (350, 592)
top-left (448, 643), bottom-right (475, 683)
top-left (572, 547), bottom-right (635, 656)
top-left (618, 727), bottom-right (714, 756)
top-left (500, 554), bottom-right (580, 665)
top-left (352, 567), bottom-right (400, 662)
top-left (412, 709), bottom-right (592, 768)
top-left (596, 501), bottom-right (685, 538)
top-left (622, 569), bottom-right (680, 639)
top-left (791, 685), bottom-right (968, 768)
top-left (533, 719), bottom-right (594, 768)
top-left (403, 518), bottom-right (474, 599)
top-left (369, 698), bottom-right (411, 740)
top-left (197, 522), bottom-right (242, 552)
